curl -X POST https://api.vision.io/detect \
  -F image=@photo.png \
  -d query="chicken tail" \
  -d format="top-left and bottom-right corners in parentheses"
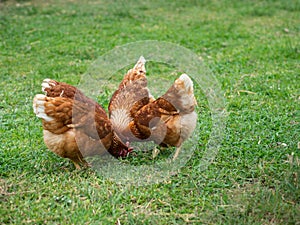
top-left (42, 79), bottom-right (58, 95)
top-left (162, 74), bottom-right (197, 113)
top-left (33, 94), bottom-right (55, 122)
top-left (33, 94), bottom-right (76, 134)
top-left (121, 56), bottom-right (146, 86)
top-left (133, 55), bottom-right (146, 73)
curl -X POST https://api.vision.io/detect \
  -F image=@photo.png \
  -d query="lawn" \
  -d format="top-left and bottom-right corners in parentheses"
top-left (0, 0), bottom-right (299, 224)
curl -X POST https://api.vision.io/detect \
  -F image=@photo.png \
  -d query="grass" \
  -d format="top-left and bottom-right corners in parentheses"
top-left (1, 0), bottom-right (299, 224)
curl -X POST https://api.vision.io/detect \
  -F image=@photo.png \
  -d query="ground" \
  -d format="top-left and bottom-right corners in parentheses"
top-left (0, 0), bottom-right (299, 224)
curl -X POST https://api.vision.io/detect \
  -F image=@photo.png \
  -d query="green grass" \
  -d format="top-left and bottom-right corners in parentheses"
top-left (1, 0), bottom-right (299, 224)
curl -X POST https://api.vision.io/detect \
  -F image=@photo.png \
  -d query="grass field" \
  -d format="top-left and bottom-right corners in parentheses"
top-left (1, 0), bottom-right (299, 224)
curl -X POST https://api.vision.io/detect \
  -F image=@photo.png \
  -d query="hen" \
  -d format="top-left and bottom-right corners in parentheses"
top-left (132, 74), bottom-right (197, 159)
top-left (108, 57), bottom-right (197, 159)
top-left (108, 56), bottom-right (154, 143)
top-left (33, 79), bottom-right (131, 169)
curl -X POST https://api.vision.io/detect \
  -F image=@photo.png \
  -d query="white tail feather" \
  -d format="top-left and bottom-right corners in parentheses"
top-left (42, 78), bottom-right (56, 93)
top-left (171, 74), bottom-right (196, 111)
top-left (33, 94), bottom-right (54, 122)
top-left (178, 74), bottom-right (193, 92)
top-left (133, 56), bottom-right (146, 72)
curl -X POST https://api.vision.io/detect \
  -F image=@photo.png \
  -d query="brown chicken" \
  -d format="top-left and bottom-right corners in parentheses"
top-left (132, 73), bottom-right (198, 159)
top-left (108, 56), bottom-right (197, 159)
top-left (108, 56), bottom-right (154, 142)
top-left (33, 79), bottom-right (132, 169)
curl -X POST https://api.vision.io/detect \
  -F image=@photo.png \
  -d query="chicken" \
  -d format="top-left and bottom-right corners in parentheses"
top-left (108, 56), bottom-right (197, 159)
top-left (108, 56), bottom-right (154, 143)
top-left (131, 73), bottom-right (197, 159)
top-left (33, 79), bottom-right (132, 169)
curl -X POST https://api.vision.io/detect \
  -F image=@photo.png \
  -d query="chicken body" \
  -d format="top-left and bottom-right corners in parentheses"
top-left (33, 79), bottom-right (131, 169)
